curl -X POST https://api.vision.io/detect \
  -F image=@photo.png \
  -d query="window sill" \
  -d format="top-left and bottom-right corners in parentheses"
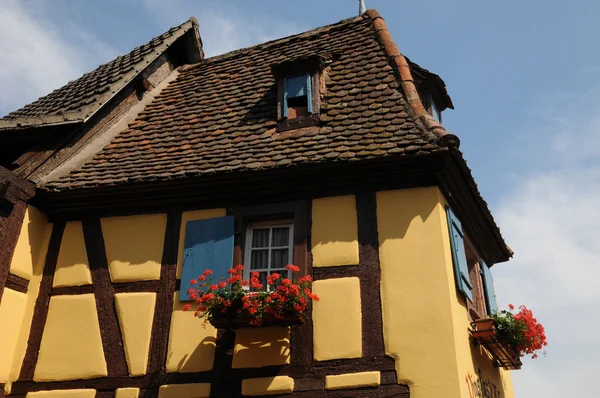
top-left (276, 115), bottom-right (320, 132)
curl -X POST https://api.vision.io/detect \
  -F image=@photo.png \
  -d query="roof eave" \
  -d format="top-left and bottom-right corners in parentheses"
top-left (364, 9), bottom-right (510, 262)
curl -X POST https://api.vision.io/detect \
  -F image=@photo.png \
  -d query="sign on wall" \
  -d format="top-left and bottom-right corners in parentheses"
top-left (466, 368), bottom-right (502, 398)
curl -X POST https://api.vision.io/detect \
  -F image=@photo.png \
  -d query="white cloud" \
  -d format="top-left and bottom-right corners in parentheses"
top-left (135, 0), bottom-right (305, 57)
top-left (0, 0), bottom-right (303, 116)
top-left (0, 0), bottom-right (80, 114)
top-left (494, 83), bottom-right (600, 397)
top-left (0, 0), bottom-right (116, 116)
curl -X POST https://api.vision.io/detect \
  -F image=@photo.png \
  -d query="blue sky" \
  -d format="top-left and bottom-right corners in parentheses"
top-left (2, 0), bottom-right (598, 396)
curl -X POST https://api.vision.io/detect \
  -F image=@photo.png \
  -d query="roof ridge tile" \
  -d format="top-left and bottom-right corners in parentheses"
top-left (364, 9), bottom-right (459, 148)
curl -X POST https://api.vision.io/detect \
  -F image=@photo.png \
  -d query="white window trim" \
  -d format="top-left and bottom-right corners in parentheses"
top-left (243, 220), bottom-right (294, 282)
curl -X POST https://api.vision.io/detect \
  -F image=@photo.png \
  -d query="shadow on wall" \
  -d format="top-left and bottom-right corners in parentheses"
top-left (311, 196), bottom-right (361, 267)
top-left (233, 327), bottom-right (291, 368)
top-left (169, 334), bottom-right (217, 372)
top-left (101, 214), bottom-right (167, 281)
top-left (384, 190), bottom-right (440, 241)
top-left (27, 207), bottom-right (51, 277)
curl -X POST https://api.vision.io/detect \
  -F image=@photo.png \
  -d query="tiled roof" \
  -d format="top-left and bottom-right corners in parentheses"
top-left (0, 18), bottom-right (199, 130)
top-left (44, 14), bottom-right (452, 191)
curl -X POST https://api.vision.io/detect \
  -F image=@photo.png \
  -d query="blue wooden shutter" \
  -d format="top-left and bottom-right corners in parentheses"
top-left (306, 74), bottom-right (313, 113)
top-left (481, 259), bottom-right (497, 315)
top-left (283, 78), bottom-right (289, 117)
top-left (180, 216), bottom-right (234, 301)
top-left (445, 206), bottom-right (473, 301)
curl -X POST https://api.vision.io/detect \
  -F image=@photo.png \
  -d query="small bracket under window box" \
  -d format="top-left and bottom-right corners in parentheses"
top-left (209, 312), bottom-right (307, 330)
top-left (470, 318), bottom-right (522, 370)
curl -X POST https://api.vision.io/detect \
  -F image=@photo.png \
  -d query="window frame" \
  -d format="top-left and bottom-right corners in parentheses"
top-left (275, 72), bottom-right (320, 132)
top-left (463, 236), bottom-right (488, 320)
top-left (283, 74), bottom-right (313, 118)
top-left (446, 204), bottom-right (497, 321)
top-left (231, 201), bottom-right (309, 279)
top-left (242, 220), bottom-right (295, 282)
top-left (432, 101), bottom-right (442, 123)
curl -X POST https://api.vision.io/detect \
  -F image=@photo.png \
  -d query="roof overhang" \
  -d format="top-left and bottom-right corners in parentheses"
top-left (33, 152), bottom-right (512, 264)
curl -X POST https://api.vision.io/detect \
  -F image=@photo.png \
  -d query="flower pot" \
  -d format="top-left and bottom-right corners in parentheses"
top-left (471, 318), bottom-right (496, 340)
top-left (209, 312), bottom-right (307, 329)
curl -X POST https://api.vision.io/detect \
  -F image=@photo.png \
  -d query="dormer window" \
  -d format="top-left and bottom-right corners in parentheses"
top-left (272, 54), bottom-right (330, 132)
top-left (408, 58), bottom-right (454, 124)
top-left (419, 90), bottom-right (442, 124)
top-left (432, 101), bottom-right (441, 123)
top-left (284, 74), bottom-right (312, 119)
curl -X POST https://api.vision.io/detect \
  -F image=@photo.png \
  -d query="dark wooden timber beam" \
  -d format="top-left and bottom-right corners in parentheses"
top-left (82, 218), bottom-right (128, 377)
top-left (0, 166), bottom-right (35, 304)
top-left (11, 356), bottom-right (397, 395)
top-left (19, 222), bottom-right (65, 380)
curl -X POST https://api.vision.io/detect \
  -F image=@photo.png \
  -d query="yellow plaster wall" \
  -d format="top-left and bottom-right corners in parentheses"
top-left (377, 188), bottom-right (462, 397)
top-left (53, 221), bottom-right (92, 287)
top-left (27, 390), bottom-right (96, 397)
top-left (311, 196), bottom-right (359, 267)
top-left (34, 294), bottom-right (108, 381)
top-left (0, 289), bottom-right (27, 383)
top-left (6, 206), bottom-right (52, 383)
top-left (101, 214), bottom-right (167, 282)
top-left (440, 223), bottom-right (515, 398)
top-left (501, 369), bottom-right (516, 398)
top-left (325, 371), bottom-right (381, 390)
top-left (115, 293), bottom-right (157, 376)
top-left (241, 376), bottom-right (294, 396)
top-left (312, 277), bottom-right (362, 361)
top-left (232, 327), bottom-right (290, 369)
top-left (176, 209), bottom-right (227, 279)
top-left (9, 206), bottom-right (51, 280)
top-left (166, 292), bottom-right (216, 373)
top-left (377, 187), bottom-right (514, 398)
top-left (158, 383), bottom-right (211, 398)
top-left (115, 388), bottom-right (140, 398)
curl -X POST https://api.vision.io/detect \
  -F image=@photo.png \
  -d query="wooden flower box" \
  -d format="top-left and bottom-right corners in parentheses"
top-left (209, 312), bottom-right (307, 329)
top-left (471, 318), bottom-right (523, 370)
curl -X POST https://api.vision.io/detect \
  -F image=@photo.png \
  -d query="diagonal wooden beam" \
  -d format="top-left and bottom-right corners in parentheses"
top-left (82, 218), bottom-right (128, 377)
top-left (19, 221), bottom-right (65, 380)
top-left (147, 210), bottom-right (182, 375)
top-left (0, 200), bottom-right (28, 304)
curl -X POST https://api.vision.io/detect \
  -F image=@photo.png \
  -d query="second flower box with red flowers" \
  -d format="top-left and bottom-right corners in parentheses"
top-left (184, 264), bottom-right (319, 329)
top-left (471, 304), bottom-right (547, 370)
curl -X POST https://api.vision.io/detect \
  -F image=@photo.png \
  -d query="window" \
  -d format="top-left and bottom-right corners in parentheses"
top-left (271, 55), bottom-right (325, 132)
top-left (178, 202), bottom-right (308, 301)
top-left (284, 74), bottom-right (312, 119)
top-left (432, 101), bottom-right (442, 123)
top-left (232, 201), bottom-right (308, 285)
top-left (418, 87), bottom-right (442, 123)
top-left (464, 238), bottom-right (494, 318)
top-left (243, 221), bottom-right (294, 288)
top-left (446, 205), bottom-right (497, 319)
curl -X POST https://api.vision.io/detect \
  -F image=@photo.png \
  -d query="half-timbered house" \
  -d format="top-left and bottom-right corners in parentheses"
top-left (0, 9), bottom-right (516, 398)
